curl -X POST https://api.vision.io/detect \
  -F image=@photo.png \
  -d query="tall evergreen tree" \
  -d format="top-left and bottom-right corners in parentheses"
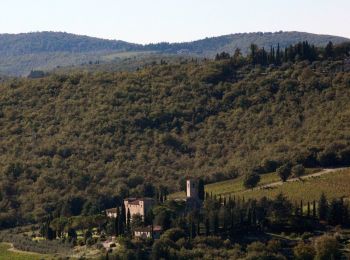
top-left (119, 211), bottom-right (125, 235)
top-left (198, 179), bottom-right (205, 201)
top-left (318, 193), bottom-right (328, 221)
top-left (313, 201), bottom-right (317, 219)
top-left (325, 41), bottom-right (334, 59)
top-left (205, 217), bottom-right (210, 236)
top-left (276, 43), bottom-right (281, 65)
top-left (126, 208), bottom-right (131, 234)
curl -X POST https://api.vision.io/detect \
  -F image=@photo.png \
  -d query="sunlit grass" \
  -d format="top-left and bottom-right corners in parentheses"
top-left (191, 168), bottom-right (350, 203)
top-left (0, 243), bottom-right (48, 260)
top-left (232, 169), bottom-right (350, 202)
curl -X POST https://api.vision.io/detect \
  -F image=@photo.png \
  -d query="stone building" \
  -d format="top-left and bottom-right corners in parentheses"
top-left (134, 225), bottom-right (163, 239)
top-left (186, 179), bottom-right (198, 199)
top-left (185, 179), bottom-right (202, 210)
top-left (124, 198), bottom-right (155, 221)
top-left (105, 208), bottom-right (118, 218)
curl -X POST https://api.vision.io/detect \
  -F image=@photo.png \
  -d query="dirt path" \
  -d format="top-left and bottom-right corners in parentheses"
top-left (257, 167), bottom-right (348, 190)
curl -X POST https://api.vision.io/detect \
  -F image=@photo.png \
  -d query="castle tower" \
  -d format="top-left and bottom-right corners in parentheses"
top-left (186, 179), bottom-right (198, 199)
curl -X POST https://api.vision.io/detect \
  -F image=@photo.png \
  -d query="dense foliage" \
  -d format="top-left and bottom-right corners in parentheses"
top-left (0, 41), bottom-right (350, 228)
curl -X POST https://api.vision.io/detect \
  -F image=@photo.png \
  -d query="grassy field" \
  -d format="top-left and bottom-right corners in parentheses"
top-left (233, 169), bottom-right (350, 202)
top-left (170, 168), bottom-right (350, 203)
top-left (0, 243), bottom-right (49, 260)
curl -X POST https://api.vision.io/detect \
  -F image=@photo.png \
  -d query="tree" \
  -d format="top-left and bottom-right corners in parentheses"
top-left (205, 217), bottom-right (210, 236)
top-left (328, 199), bottom-right (346, 226)
top-left (84, 229), bottom-right (92, 243)
top-left (151, 238), bottom-right (176, 260)
top-left (317, 150), bottom-right (337, 167)
top-left (318, 193), bottom-right (328, 221)
top-left (197, 179), bottom-right (205, 201)
top-left (249, 44), bottom-right (259, 65)
top-left (131, 213), bottom-right (143, 231)
top-left (142, 183), bottom-right (156, 198)
top-left (162, 228), bottom-right (186, 242)
top-left (233, 48), bottom-right (243, 63)
top-left (118, 206), bottom-right (125, 235)
top-left (154, 208), bottom-right (172, 230)
top-left (276, 163), bottom-right (292, 182)
top-left (292, 164), bottom-right (305, 179)
top-left (126, 209), bottom-right (131, 234)
top-left (243, 173), bottom-right (261, 189)
top-left (261, 159), bottom-right (279, 173)
top-left (210, 212), bottom-right (219, 235)
top-left (325, 41), bottom-right (334, 59)
top-left (215, 52), bottom-right (230, 60)
top-left (67, 228), bottom-right (77, 243)
top-left (271, 193), bottom-right (292, 224)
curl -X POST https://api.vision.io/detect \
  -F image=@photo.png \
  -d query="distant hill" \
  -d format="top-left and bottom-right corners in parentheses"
top-left (0, 31), bottom-right (348, 75)
top-left (149, 31), bottom-right (349, 56)
top-left (0, 32), bottom-right (141, 55)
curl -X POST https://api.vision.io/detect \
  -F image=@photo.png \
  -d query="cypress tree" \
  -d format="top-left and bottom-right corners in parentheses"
top-left (159, 191), bottom-right (164, 203)
top-left (325, 41), bottom-right (334, 59)
top-left (211, 212), bottom-right (219, 235)
top-left (300, 200), bottom-right (303, 216)
top-left (230, 209), bottom-right (234, 231)
top-left (190, 220), bottom-right (196, 239)
top-left (276, 43), bottom-right (281, 65)
top-left (198, 179), bottom-right (205, 201)
top-left (126, 208), bottom-right (131, 234)
top-left (197, 215), bottom-right (200, 236)
top-left (294, 201), bottom-right (299, 216)
top-left (318, 193), bottom-right (328, 221)
top-left (313, 201), bottom-right (316, 219)
top-left (307, 202), bottom-right (311, 217)
top-left (205, 218), bottom-right (210, 236)
top-left (117, 215), bottom-right (123, 236)
top-left (119, 205), bottom-right (126, 235)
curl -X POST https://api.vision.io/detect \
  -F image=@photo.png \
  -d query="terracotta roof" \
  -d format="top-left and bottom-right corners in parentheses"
top-left (134, 225), bottom-right (162, 233)
top-left (124, 197), bottom-right (155, 205)
top-left (106, 208), bottom-right (117, 213)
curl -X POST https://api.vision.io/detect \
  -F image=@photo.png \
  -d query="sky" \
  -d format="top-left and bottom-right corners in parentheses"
top-left (0, 0), bottom-right (349, 44)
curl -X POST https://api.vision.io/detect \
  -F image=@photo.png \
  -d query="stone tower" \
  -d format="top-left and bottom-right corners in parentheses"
top-left (186, 179), bottom-right (198, 199)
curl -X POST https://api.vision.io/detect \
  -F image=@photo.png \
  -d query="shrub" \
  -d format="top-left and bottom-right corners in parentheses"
top-left (293, 241), bottom-right (316, 260)
top-left (292, 164), bottom-right (305, 178)
top-left (243, 173), bottom-right (261, 189)
top-left (247, 241), bottom-right (266, 253)
top-left (267, 239), bottom-right (282, 254)
top-left (161, 228), bottom-right (186, 242)
top-left (314, 235), bottom-right (341, 260)
top-left (276, 163), bottom-right (292, 182)
top-left (86, 237), bottom-right (95, 246)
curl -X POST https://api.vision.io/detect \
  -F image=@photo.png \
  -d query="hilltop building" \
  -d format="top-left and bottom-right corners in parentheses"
top-left (105, 208), bottom-right (118, 218)
top-left (124, 198), bottom-right (155, 221)
top-left (185, 179), bottom-right (202, 210)
top-left (134, 225), bottom-right (163, 239)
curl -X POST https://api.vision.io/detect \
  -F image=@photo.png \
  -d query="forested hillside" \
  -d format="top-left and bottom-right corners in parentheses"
top-left (0, 31), bottom-right (348, 75)
top-left (0, 41), bottom-right (350, 227)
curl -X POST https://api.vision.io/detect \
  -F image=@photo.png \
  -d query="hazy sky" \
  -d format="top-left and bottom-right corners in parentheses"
top-left (0, 0), bottom-right (349, 44)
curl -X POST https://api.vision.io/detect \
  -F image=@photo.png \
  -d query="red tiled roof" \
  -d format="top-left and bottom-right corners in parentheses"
top-left (106, 208), bottom-right (117, 213)
top-left (134, 225), bottom-right (162, 233)
top-left (124, 197), bottom-right (155, 205)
